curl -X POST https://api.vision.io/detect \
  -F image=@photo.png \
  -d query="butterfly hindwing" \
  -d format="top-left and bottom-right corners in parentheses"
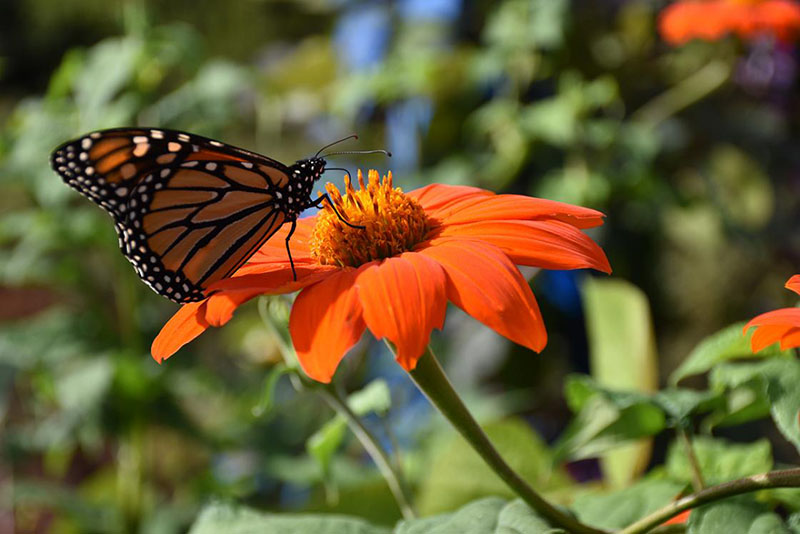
top-left (50, 128), bottom-right (317, 303)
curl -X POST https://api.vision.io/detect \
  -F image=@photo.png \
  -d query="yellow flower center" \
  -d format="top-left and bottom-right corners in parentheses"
top-left (310, 170), bottom-right (430, 268)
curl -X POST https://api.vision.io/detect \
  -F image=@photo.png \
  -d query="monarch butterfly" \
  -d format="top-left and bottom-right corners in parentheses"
top-left (50, 128), bottom-right (387, 303)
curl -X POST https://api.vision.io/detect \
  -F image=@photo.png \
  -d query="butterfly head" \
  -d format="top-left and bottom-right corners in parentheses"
top-left (292, 156), bottom-right (326, 185)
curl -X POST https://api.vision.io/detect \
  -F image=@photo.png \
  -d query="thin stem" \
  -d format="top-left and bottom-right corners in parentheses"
top-left (316, 384), bottom-right (416, 520)
top-left (257, 297), bottom-right (416, 519)
top-left (381, 417), bottom-right (405, 477)
top-left (619, 468), bottom-right (800, 534)
top-left (404, 345), bottom-right (608, 534)
top-left (631, 60), bottom-right (731, 127)
top-left (678, 427), bottom-right (705, 492)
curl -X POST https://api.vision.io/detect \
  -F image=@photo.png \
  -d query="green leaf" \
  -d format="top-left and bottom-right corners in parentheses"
top-left (252, 362), bottom-right (292, 417)
top-left (671, 322), bottom-right (785, 385)
top-left (416, 418), bottom-right (573, 516)
top-left (665, 436), bottom-right (772, 486)
top-left (710, 359), bottom-right (800, 454)
top-left (554, 378), bottom-right (665, 463)
top-left (786, 512), bottom-right (800, 533)
top-left (347, 380), bottom-right (392, 417)
top-left (687, 497), bottom-right (768, 534)
top-left (748, 513), bottom-right (794, 534)
top-left (307, 417), bottom-right (349, 480)
top-left (763, 362), bottom-right (800, 455)
top-left (572, 478), bottom-right (686, 530)
top-left (564, 375), bottom-right (652, 413)
top-left (190, 499), bottom-right (561, 534)
top-left (653, 388), bottom-right (724, 422)
top-left (73, 36), bottom-right (143, 124)
top-left (189, 501), bottom-right (390, 534)
top-left (581, 277), bottom-right (658, 488)
top-left (397, 498), bottom-right (561, 534)
top-left (306, 380), bottom-right (393, 485)
top-left (496, 500), bottom-right (565, 534)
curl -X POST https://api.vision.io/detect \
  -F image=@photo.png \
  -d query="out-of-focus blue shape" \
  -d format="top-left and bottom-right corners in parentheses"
top-left (398, 0), bottom-right (462, 21)
top-left (537, 270), bottom-right (584, 316)
top-left (387, 97), bottom-right (434, 170)
top-left (334, 4), bottom-right (391, 72)
top-left (362, 341), bottom-right (433, 449)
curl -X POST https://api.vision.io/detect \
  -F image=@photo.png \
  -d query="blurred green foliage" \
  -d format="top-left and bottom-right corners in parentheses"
top-left (2, 0), bottom-right (800, 532)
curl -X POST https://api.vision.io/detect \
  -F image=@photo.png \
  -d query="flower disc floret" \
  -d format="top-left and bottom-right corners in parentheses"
top-left (310, 170), bottom-right (430, 268)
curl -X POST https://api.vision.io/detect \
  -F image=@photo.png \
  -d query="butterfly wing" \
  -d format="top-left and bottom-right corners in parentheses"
top-left (51, 128), bottom-right (294, 302)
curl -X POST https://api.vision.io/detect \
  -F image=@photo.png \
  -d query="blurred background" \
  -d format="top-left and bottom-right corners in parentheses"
top-left (1, 0), bottom-right (799, 532)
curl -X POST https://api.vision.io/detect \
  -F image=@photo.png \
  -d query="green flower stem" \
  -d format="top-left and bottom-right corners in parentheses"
top-left (405, 345), bottom-right (609, 534)
top-left (619, 468), bottom-right (800, 534)
top-left (316, 383), bottom-right (417, 520)
top-left (632, 60), bottom-right (731, 127)
top-left (677, 427), bottom-right (705, 492)
top-left (258, 298), bottom-right (416, 520)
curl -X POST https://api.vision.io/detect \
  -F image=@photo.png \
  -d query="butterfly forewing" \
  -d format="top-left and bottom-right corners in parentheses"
top-left (50, 128), bottom-right (311, 303)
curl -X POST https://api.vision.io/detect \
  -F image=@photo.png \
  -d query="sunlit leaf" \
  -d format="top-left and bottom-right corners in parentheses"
top-left (710, 359), bottom-right (800, 454)
top-left (572, 479), bottom-right (685, 530)
top-left (688, 497), bottom-right (771, 534)
top-left (189, 501), bottom-right (389, 534)
top-left (306, 380), bottom-right (393, 487)
top-left (666, 436), bottom-right (772, 486)
top-left (671, 322), bottom-right (786, 385)
top-left (417, 419), bottom-right (573, 516)
top-left (581, 277), bottom-right (658, 487)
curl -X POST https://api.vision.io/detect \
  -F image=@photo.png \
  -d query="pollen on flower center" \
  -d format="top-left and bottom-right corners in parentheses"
top-left (310, 170), bottom-right (430, 268)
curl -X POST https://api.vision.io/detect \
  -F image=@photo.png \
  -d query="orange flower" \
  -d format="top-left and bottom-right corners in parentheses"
top-left (744, 275), bottom-right (800, 352)
top-left (152, 170), bottom-right (611, 383)
top-left (659, 0), bottom-right (800, 45)
top-left (663, 509), bottom-right (691, 525)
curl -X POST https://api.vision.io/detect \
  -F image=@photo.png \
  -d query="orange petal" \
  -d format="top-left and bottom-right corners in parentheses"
top-left (409, 184), bottom-right (605, 229)
top-left (750, 323), bottom-right (794, 353)
top-left (419, 238), bottom-right (547, 353)
top-left (209, 263), bottom-right (337, 292)
top-left (356, 253), bottom-right (447, 371)
top-left (248, 216), bottom-right (317, 262)
top-left (408, 183), bottom-right (492, 214)
top-left (746, 308), bottom-right (800, 328)
top-left (786, 274), bottom-right (800, 296)
top-left (289, 269), bottom-right (366, 383)
top-left (435, 219), bottom-right (611, 273)
top-left (435, 194), bottom-right (604, 229)
top-left (204, 266), bottom-right (338, 327)
top-left (203, 289), bottom-right (266, 327)
top-left (781, 327), bottom-right (800, 350)
top-left (151, 300), bottom-right (210, 363)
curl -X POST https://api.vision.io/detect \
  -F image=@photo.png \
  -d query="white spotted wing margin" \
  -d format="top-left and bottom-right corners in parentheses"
top-left (49, 128), bottom-right (319, 303)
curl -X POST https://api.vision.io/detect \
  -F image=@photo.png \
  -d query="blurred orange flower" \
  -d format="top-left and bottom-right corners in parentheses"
top-left (663, 509), bottom-right (691, 525)
top-left (152, 170), bottom-right (611, 383)
top-left (744, 275), bottom-right (800, 352)
top-left (659, 0), bottom-right (800, 45)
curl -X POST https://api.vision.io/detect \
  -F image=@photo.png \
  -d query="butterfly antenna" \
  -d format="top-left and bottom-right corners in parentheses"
top-left (326, 167), bottom-right (355, 179)
top-left (322, 149), bottom-right (392, 158)
top-left (315, 134), bottom-right (359, 158)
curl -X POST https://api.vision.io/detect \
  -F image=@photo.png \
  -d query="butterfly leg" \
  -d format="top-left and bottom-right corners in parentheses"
top-left (285, 219), bottom-right (298, 281)
top-left (312, 193), bottom-right (365, 229)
